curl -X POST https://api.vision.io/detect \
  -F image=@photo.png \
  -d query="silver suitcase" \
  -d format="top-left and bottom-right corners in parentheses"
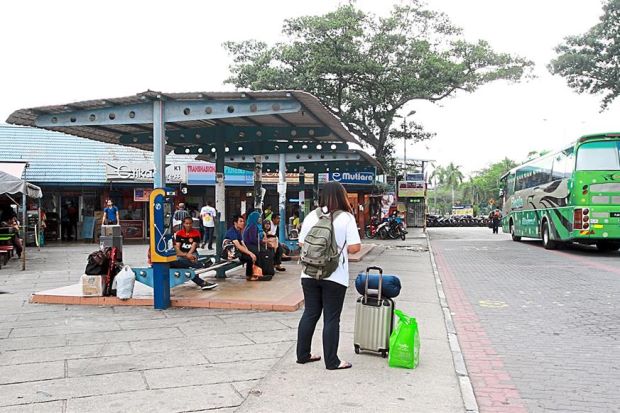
top-left (353, 266), bottom-right (395, 358)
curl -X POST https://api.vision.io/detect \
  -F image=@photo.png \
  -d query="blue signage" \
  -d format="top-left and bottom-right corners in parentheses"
top-left (328, 171), bottom-right (374, 185)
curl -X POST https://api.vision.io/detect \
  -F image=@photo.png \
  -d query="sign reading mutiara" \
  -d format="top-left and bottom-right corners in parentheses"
top-left (105, 162), bottom-right (186, 183)
top-left (329, 171), bottom-right (374, 185)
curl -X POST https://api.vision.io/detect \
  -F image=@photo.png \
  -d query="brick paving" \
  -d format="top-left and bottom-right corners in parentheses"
top-left (430, 227), bottom-right (620, 413)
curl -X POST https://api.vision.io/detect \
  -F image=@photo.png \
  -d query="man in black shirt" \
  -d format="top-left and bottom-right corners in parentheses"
top-left (173, 217), bottom-right (217, 290)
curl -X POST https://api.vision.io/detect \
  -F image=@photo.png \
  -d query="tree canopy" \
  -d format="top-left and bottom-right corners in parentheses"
top-left (224, 1), bottom-right (533, 168)
top-left (549, 0), bottom-right (620, 109)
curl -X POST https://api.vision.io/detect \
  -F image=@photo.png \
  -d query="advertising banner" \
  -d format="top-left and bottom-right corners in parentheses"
top-left (105, 162), bottom-right (186, 183)
top-left (398, 181), bottom-right (426, 197)
top-left (186, 163), bottom-right (254, 186)
top-left (133, 188), bottom-right (153, 202)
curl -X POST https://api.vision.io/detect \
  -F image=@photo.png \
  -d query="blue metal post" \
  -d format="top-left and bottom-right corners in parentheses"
top-left (278, 154), bottom-right (287, 241)
top-left (152, 100), bottom-right (170, 310)
top-left (298, 166), bottom-right (305, 221)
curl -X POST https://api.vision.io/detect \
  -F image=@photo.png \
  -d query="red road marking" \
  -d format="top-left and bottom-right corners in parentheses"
top-left (433, 243), bottom-right (528, 413)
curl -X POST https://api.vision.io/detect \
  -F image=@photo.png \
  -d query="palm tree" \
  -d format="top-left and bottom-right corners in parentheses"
top-left (429, 165), bottom-right (445, 214)
top-left (443, 162), bottom-right (464, 208)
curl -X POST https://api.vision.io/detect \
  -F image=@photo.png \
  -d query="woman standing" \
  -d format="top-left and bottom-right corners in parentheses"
top-left (296, 181), bottom-right (361, 370)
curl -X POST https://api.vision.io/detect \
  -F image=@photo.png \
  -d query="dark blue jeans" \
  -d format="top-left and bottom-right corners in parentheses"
top-left (203, 226), bottom-right (214, 249)
top-left (297, 278), bottom-right (347, 369)
top-left (171, 254), bottom-right (207, 287)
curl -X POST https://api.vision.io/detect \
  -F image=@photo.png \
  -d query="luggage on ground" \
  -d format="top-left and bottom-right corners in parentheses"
top-left (388, 309), bottom-right (420, 369)
top-left (354, 266), bottom-right (395, 358)
top-left (113, 265), bottom-right (135, 300)
top-left (103, 247), bottom-right (121, 297)
top-left (81, 274), bottom-right (104, 296)
top-left (258, 248), bottom-right (275, 276)
top-left (355, 272), bottom-right (401, 298)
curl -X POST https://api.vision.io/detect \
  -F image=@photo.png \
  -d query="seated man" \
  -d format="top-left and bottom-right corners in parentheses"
top-left (173, 217), bottom-right (218, 290)
top-left (223, 214), bottom-right (260, 280)
top-left (7, 216), bottom-right (23, 258)
top-left (270, 213), bottom-right (292, 261)
top-left (262, 220), bottom-right (285, 272)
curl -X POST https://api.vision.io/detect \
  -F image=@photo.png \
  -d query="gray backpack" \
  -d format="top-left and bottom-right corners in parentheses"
top-left (300, 208), bottom-right (345, 279)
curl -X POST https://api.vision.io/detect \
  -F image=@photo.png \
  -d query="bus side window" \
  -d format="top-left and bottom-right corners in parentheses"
top-left (507, 173), bottom-right (516, 196)
top-left (551, 148), bottom-right (575, 180)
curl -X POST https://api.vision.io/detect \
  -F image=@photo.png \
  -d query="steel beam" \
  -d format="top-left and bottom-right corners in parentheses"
top-left (120, 126), bottom-right (331, 145)
top-left (218, 152), bottom-right (363, 164)
top-left (173, 141), bottom-right (348, 156)
top-left (35, 99), bottom-right (301, 127)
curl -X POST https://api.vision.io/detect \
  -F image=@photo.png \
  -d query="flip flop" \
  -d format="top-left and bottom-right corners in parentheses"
top-left (296, 355), bottom-right (321, 364)
top-left (327, 361), bottom-right (352, 370)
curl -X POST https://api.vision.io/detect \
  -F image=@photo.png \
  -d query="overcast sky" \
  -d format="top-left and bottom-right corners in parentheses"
top-left (1, 0), bottom-right (617, 175)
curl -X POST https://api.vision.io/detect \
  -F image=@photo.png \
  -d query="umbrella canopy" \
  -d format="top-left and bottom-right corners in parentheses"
top-left (0, 170), bottom-right (42, 198)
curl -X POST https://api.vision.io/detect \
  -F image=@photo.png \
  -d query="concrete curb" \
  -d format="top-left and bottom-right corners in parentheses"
top-left (426, 232), bottom-right (479, 413)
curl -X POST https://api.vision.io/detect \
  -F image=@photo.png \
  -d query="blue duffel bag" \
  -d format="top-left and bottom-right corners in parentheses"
top-left (355, 266), bottom-right (401, 298)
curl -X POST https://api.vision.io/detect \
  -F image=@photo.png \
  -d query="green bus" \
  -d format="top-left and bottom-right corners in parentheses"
top-left (500, 133), bottom-right (620, 251)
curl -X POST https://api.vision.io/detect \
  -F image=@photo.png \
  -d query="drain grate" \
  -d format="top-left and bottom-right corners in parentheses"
top-left (385, 244), bottom-right (428, 252)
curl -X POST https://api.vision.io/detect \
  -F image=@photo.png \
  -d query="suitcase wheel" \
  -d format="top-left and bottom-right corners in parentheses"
top-left (354, 345), bottom-right (360, 355)
top-left (380, 350), bottom-right (388, 358)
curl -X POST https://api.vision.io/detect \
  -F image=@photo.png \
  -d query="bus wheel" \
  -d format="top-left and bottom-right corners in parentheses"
top-left (542, 221), bottom-right (557, 250)
top-left (596, 241), bottom-right (620, 252)
top-left (510, 221), bottom-right (521, 241)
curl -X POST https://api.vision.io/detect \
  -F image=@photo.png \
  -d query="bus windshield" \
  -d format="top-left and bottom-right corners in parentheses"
top-left (575, 141), bottom-right (620, 171)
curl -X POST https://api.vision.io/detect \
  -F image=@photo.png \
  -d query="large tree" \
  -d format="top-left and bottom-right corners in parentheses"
top-left (224, 2), bottom-right (533, 168)
top-left (549, 0), bottom-right (620, 109)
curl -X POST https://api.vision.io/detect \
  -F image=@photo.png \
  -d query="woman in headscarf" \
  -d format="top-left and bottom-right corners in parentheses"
top-left (242, 210), bottom-right (272, 281)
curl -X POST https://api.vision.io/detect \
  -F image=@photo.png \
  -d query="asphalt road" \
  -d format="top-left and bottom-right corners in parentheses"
top-left (429, 227), bottom-right (620, 413)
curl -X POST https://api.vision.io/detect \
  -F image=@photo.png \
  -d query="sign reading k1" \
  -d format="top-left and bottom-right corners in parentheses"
top-left (329, 171), bottom-right (374, 185)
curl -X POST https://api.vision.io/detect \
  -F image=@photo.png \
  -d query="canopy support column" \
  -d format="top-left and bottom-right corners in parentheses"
top-left (215, 143), bottom-right (226, 274)
top-left (253, 156), bottom-right (263, 213)
top-left (278, 154), bottom-right (287, 242)
top-left (152, 100), bottom-right (170, 310)
top-left (21, 194), bottom-right (26, 271)
top-left (313, 173), bottom-right (320, 208)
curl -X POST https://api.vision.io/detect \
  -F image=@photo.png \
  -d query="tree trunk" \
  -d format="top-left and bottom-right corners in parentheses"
top-left (451, 186), bottom-right (455, 210)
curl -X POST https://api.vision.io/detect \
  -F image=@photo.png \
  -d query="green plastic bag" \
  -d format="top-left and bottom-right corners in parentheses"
top-left (388, 309), bottom-right (420, 369)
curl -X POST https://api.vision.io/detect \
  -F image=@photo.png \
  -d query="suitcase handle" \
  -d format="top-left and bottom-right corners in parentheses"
top-left (363, 266), bottom-right (383, 305)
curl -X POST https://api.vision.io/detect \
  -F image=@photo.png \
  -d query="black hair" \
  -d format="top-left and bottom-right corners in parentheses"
top-left (183, 216), bottom-right (193, 223)
top-left (232, 214), bottom-right (244, 223)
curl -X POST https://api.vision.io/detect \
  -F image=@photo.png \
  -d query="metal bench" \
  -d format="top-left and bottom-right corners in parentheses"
top-left (132, 258), bottom-right (243, 289)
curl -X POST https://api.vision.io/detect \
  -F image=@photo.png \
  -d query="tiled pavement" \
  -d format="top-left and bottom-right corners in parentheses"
top-left (0, 233), bottom-right (465, 412)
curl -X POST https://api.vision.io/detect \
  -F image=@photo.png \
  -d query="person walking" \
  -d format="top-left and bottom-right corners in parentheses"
top-left (200, 200), bottom-right (216, 249)
top-left (296, 181), bottom-right (361, 370)
top-left (491, 208), bottom-right (502, 234)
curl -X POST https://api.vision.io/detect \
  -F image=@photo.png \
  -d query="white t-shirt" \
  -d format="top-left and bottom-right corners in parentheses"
top-left (298, 209), bottom-right (361, 287)
top-left (200, 206), bottom-right (216, 227)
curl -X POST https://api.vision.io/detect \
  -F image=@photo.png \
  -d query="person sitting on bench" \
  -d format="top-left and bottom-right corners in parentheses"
top-left (7, 216), bottom-right (23, 258)
top-left (224, 214), bottom-right (260, 280)
top-left (173, 216), bottom-right (218, 290)
top-left (262, 219), bottom-right (285, 272)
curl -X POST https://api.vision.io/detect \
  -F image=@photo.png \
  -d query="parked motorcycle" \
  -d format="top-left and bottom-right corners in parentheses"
top-left (365, 216), bottom-right (390, 239)
top-left (387, 214), bottom-right (407, 240)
